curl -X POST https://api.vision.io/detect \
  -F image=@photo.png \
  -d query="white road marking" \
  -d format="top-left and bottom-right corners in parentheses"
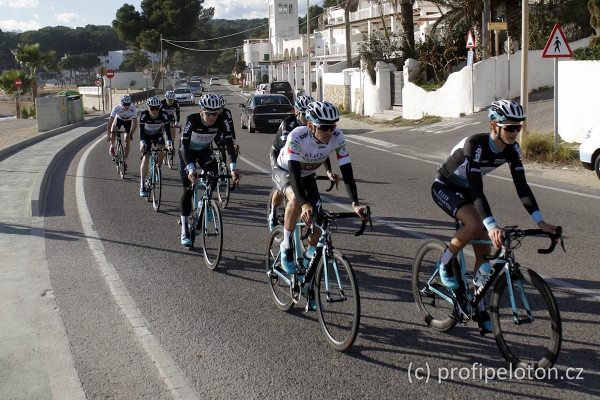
top-left (77, 137), bottom-right (200, 400)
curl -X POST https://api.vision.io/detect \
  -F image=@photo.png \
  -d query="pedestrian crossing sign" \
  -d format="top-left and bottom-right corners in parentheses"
top-left (465, 30), bottom-right (476, 49)
top-left (542, 23), bottom-right (573, 58)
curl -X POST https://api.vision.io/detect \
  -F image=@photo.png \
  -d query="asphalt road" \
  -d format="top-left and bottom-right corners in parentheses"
top-left (43, 85), bottom-right (600, 399)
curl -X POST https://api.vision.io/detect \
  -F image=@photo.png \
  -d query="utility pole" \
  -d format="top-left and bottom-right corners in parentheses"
top-left (160, 33), bottom-right (164, 91)
top-left (307, 0), bottom-right (311, 96)
top-left (482, 0), bottom-right (490, 58)
top-left (269, 2), bottom-right (273, 84)
top-left (520, 0), bottom-right (529, 134)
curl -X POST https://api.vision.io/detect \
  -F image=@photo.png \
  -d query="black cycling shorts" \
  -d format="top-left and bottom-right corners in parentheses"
top-left (112, 118), bottom-right (133, 134)
top-left (178, 148), bottom-right (218, 188)
top-left (431, 179), bottom-right (472, 218)
top-left (272, 166), bottom-right (321, 209)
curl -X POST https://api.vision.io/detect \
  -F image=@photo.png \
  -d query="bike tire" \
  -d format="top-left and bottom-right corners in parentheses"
top-left (201, 199), bottom-right (223, 270)
top-left (266, 226), bottom-right (294, 311)
top-left (152, 163), bottom-right (161, 212)
top-left (411, 240), bottom-right (458, 333)
top-left (315, 250), bottom-right (360, 352)
top-left (167, 149), bottom-right (174, 170)
top-left (217, 162), bottom-right (231, 209)
top-left (491, 267), bottom-right (562, 370)
top-left (116, 140), bottom-right (125, 179)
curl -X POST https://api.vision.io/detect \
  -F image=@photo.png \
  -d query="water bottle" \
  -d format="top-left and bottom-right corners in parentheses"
top-left (473, 262), bottom-right (492, 289)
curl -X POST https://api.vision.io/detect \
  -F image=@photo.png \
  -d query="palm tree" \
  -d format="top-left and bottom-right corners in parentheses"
top-left (11, 43), bottom-right (56, 101)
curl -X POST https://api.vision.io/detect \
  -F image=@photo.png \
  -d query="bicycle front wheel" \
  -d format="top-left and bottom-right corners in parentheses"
top-left (216, 162), bottom-right (231, 209)
top-left (116, 140), bottom-right (125, 179)
top-left (491, 267), bottom-right (562, 370)
top-left (266, 226), bottom-right (294, 311)
top-left (315, 250), bottom-right (360, 352)
top-left (411, 240), bottom-right (457, 333)
top-left (201, 199), bottom-right (223, 269)
top-left (152, 164), bottom-right (162, 212)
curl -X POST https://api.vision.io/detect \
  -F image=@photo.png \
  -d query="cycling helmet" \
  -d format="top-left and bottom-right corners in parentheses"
top-left (294, 95), bottom-right (315, 111)
top-left (488, 99), bottom-right (526, 122)
top-left (146, 96), bottom-right (161, 107)
top-left (120, 95), bottom-right (132, 105)
top-left (218, 94), bottom-right (226, 107)
top-left (165, 90), bottom-right (176, 100)
top-left (305, 101), bottom-right (340, 125)
top-left (199, 94), bottom-right (221, 111)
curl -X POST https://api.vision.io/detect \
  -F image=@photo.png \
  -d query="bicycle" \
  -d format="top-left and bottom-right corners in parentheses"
top-left (213, 145), bottom-right (235, 209)
top-left (266, 205), bottom-right (372, 351)
top-left (186, 169), bottom-right (229, 270)
top-left (141, 147), bottom-right (163, 212)
top-left (412, 225), bottom-right (565, 369)
top-left (112, 131), bottom-right (126, 179)
top-left (165, 125), bottom-right (180, 170)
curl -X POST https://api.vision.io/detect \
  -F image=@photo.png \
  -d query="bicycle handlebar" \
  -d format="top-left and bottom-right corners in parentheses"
top-left (314, 175), bottom-right (338, 192)
top-left (139, 147), bottom-right (164, 160)
top-left (300, 206), bottom-right (372, 240)
top-left (484, 225), bottom-right (565, 260)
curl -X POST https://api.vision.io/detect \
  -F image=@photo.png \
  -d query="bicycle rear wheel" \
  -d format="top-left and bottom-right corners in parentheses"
top-left (166, 149), bottom-right (174, 170)
top-left (216, 162), bottom-right (231, 209)
top-left (491, 267), bottom-right (562, 370)
top-left (201, 199), bottom-right (223, 269)
top-left (266, 226), bottom-right (294, 311)
top-left (116, 140), bottom-right (125, 179)
top-left (412, 240), bottom-right (457, 332)
top-left (152, 164), bottom-right (162, 212)
top-left (315, 250), bottom-right (360, 351)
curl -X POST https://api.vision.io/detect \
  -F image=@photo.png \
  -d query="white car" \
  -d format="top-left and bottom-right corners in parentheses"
top-left (173, 87), bottom-right (194, 105)
top-left (255, 83), bottom-right (268, 94)
top-left (209, 77), bottom-right (220, 86)
top-left (579, 126), bottom-right (600, 179)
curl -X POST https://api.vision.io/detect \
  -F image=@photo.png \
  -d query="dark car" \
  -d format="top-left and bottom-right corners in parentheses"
top-left (239, 94), bottom-right (295, 133)
top-left (189, 81), bottom-right (203, 96)
top-left (266, 81), bottom-right (294, 103)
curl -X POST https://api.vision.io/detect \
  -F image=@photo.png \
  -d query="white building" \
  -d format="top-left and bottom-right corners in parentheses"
top-left (99, 49), bottom-right (161, 71)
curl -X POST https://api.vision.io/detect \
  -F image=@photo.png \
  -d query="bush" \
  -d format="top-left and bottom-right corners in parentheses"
top-left (573, 43), bottom-right (600, 60)
top-left (21, 104), bottom-right (36, 119)
top-left (520, 132), bottom-right (577, 163)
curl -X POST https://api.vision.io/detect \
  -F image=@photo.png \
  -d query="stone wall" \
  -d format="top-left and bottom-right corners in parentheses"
top-left (323, 84), bottom-right (350, 111)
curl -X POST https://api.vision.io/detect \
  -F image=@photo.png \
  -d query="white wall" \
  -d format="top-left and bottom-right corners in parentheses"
top-left (558, 60), bottom-right (600, 143)
top-left (102, 71), bottom-right (150, 90)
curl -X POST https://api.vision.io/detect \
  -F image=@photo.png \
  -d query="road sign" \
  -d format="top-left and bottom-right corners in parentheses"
top-left (15, 77), bottom-right (22, 87)
top-left (542, 23), bottom-right (573, 58)
top-left (143, 68), bottom-right (150, 76)
top-left (95, 79), bottom-right (102, 87)
top-left (466, 30), bottom-right (476, 49)
top-left (487, 22), bottom-right (507, 31)
top-left (105, 69), bottom-right (115, 79)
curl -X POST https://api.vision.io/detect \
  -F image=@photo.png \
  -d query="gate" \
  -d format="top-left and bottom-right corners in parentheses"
top-left (390, 71), bottom-right (403, 106)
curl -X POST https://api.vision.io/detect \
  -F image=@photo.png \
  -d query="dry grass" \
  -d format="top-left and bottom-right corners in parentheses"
top-left (520, 131), bottom-right (579, 166)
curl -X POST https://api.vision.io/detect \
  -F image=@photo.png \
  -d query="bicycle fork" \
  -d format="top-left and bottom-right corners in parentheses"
top-left (502, 264), bottom-right (534, 325)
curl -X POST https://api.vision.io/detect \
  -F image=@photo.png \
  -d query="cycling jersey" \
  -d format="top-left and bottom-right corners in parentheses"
top-left (434, 133), bottom-right (540, 224)
top-left (277, 126), bottom-right (350, 176)
top-left (110, 104), bottom-right (138, 121)
top-left (216, 107), bottom-right (236, 143)
top-left (270, 115), bottom-right (302, 167)
top-left (139, 110), bottom-right (171, 142)
top-left (180, 113), bottom-right (237, 169)
top-left (160, 99), bottom-right (180, 123)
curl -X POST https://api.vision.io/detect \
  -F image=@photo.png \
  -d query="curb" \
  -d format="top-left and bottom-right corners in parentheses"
top-left (31, 122), bottom-right (106, 217)
top-left (0, 114), bottom-right (108, 163)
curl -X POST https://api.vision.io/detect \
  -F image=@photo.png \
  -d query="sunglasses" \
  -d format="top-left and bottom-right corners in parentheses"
top-left (204, 111), bottom-right (219, 117)
top-left (149, 106), bottom-right (159, 111)
top-left (122, 103), bottom-right (131, 107)
top-left (497, 123), bottom-right (523, 133)
top-left (317, 124), bottom-right (336, 132)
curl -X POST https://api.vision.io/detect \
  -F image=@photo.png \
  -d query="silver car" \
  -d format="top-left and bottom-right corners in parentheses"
top-left (173, 87), bottom-right (194, 105)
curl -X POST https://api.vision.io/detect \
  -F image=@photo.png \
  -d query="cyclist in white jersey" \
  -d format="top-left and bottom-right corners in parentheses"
top-left (273, 101), bottom-right (367, 279)
top-left (107, 95), bottom-right (138, 171)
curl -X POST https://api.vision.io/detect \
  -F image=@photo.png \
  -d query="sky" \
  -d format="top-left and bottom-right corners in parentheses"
top-left (0, 0), bottom-right (321, 32)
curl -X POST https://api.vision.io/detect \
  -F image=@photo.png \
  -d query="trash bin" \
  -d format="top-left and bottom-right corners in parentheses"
top-left (66, 94), bottom-right (84, 123)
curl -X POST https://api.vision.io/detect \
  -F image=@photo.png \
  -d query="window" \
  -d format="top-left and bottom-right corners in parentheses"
top-left (289, 4), bottom-right (293, 14)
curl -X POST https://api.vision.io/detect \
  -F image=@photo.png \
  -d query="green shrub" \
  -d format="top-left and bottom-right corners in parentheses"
top-left (573, 44), bottom-right (600, 60)
top-left (21, 104), bottom-right (36, 119)
top-left (521, 132), bottom-right (577, 163)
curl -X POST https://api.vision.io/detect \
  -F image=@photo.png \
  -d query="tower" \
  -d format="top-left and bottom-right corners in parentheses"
top-left (269, 0), bottom-right (300, 56)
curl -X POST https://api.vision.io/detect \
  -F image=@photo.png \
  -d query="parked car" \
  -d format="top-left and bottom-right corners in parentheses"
top-left (579, 126), bottom-right (600, 179)
top-left (264, 81), bottom-right (294, 103)
top-left (209, 77), bottom-right (220, 86)
top-left (239, 94), bottom-right (295, 133)
top-left (255, 83), bottom-right (268, 95)
top-left (173, 87), bottom-right (194, 105)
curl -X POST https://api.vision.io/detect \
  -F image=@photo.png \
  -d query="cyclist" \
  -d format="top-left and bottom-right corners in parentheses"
top-left (215, 94), bottom-right (239, 158)
top-left (268, 95), bottom-right (338, 231)
top-left (160, 90), bottom-right (181, 145)
top-left (431, 99), bottom-right (558, 334)
top-left (107, 95), bottom-right (138, 171)
top-left (178, 94), bottom-right (240, 248)
top-left (273, 101), bottom-right (366, 291)
top-left (139, 97), bottom-right (172, 197)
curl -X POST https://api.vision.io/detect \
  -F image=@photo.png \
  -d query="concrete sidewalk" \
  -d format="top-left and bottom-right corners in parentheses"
top-left (0, 115), bottom-right (107, 400)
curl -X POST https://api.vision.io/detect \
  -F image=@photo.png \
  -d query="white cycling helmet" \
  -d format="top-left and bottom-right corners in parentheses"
top-left (306, 101), bottom-right (340, 125)
top-left (294, 95), bottom-right (315, 112)
top-left (199, 94), bottom-right (221, 111)
top-left (165, 90), bottom-right (176, 100)
top-left (218, 94), bottom-right (226, 107)
top-left (120, 95), bottom-right (132, 105)
top-left (146, 96), bottom-right (161, 107)
top-left (488, 99), bottom-right (526, 122)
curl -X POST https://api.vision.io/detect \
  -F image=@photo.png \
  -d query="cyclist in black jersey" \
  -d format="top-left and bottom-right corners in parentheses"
top-left (139, 97), bottom-right (172, 197)
top-left (178, 94), bottom-right (240, 248)
top-left (267, 95), bottom-right (337, 231)
top-left (215, 94), bottom-right (239, 158)
top-left (431, 99), bottom-right (558, 333)
top-left (160, 90), bottom-right (181, 144)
